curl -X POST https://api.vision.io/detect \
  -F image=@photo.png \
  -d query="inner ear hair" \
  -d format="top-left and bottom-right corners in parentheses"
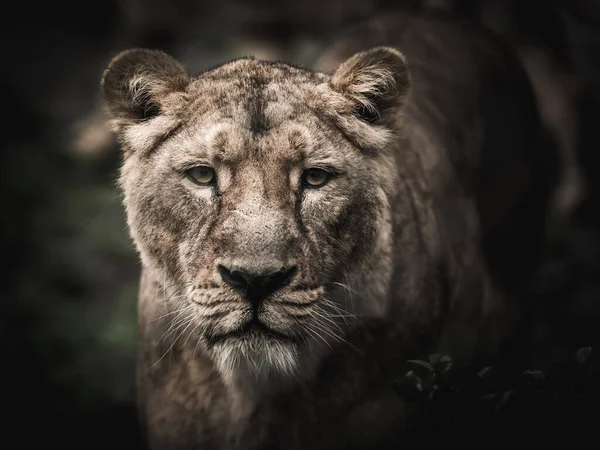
top-left (330, 46), bottom-right (410, 124)
top-left (355, 104), bottom-right (381, 123)
top-left (101, 48), bottom-right (190, 123)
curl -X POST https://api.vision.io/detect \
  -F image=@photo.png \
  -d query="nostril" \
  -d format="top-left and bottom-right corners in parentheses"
top-left (265, 266), bottom-right (297, 290)
top-left (218, 265), bottom-right (250, 290)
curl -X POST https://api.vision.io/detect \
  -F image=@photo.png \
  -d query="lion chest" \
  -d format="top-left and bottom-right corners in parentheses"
top-left (145, 366), bottom-right (408, 450)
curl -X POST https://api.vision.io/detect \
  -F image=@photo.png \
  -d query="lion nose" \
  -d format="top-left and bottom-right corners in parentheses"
top-left (218, 264), bottom-right (297, 305)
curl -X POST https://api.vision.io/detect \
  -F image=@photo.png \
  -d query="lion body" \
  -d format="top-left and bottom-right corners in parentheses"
top-left (102, 13), bottom-right (555, 450)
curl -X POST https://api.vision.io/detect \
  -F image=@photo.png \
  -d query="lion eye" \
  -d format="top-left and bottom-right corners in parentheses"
top-left (302, 168), bottom-right (331, 188)
top-left (186, 166), bottom-right (216, 185)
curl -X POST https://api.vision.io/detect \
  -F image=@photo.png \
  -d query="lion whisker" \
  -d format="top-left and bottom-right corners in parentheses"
top-left (150, 313), bottom-right (196, 371)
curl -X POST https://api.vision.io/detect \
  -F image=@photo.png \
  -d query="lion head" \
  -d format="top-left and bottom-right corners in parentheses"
top-left (101, 47), bottom-right (410, 382)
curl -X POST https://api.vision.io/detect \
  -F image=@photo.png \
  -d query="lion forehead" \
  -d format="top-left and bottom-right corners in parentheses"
top-left (167, 108), bottom-right (346, 167)
top-left (183, 59), bottom-right (326, 132)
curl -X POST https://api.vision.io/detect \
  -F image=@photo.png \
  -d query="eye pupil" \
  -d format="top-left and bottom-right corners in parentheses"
top-left (186, 166), bottom-right (215, 185)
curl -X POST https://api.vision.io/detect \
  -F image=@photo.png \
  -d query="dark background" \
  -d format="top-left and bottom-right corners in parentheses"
top-left (2, 0), bottom-right (599, 447)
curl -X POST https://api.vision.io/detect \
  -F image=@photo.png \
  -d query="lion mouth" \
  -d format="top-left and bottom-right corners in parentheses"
top-left (205, 318), bottom-right (295, 348)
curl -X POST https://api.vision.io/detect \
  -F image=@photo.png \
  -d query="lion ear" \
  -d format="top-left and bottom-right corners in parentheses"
top-left (101, 48), bottom-right (190, 128)
top-left (330, 46), bottom-right (410, 123)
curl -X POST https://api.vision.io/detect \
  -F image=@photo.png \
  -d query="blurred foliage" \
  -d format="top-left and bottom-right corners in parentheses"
top-left (2, 95), bottom-right (141, 446)
top-left (394, 347), bottom-right (599, 440)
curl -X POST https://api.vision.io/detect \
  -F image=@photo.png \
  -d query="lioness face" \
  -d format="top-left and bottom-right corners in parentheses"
top-left (102, 48), bottom-right (410, 380)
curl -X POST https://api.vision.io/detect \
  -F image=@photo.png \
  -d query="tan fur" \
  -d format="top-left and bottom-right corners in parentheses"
top-left (102, 13), bottom-right (555, 450)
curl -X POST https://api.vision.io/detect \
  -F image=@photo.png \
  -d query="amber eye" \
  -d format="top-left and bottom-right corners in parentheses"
top-left (185, 166), bottom-right (216, 185)
top-left (302, 168), bottom-right (331, 188)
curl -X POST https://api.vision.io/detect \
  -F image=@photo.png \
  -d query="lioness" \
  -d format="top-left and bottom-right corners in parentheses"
top-left (101, 12), bottom-right (555, 450)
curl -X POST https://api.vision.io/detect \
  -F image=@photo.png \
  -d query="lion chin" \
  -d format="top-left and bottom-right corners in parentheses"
top-left (207, 329), bottom-right (302, 383)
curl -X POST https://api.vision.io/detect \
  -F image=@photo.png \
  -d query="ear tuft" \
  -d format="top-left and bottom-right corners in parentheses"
top-left (101, 48), bottom-right (190, 124)
top-left (330, 46), bottom-right (410, 123)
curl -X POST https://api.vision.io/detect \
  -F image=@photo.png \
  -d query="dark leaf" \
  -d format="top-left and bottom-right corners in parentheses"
top-left (392, 370), bottom-right (427, 402)
top-left (477, 366), bottom-right (493, 378)
top-left (576, 346), bottom-right (592, 365)
top-left (495, 390), bottom-right (514, 410)
top-left (522, 369), bottom-right (546, 381)
top-left (407, 359), bottom-right (434, 372)
top-left (429, 353), bottom-right (453, 373)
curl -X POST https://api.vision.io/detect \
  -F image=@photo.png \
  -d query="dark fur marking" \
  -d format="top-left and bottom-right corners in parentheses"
top-left (245, 71), bottom-right (270, 134)
top-left (200, 311), bottom-right (229, 320)
top-left (275, 299), bottom-right (319, 307)
top-left (294, 190), bottom-right (310, 236)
